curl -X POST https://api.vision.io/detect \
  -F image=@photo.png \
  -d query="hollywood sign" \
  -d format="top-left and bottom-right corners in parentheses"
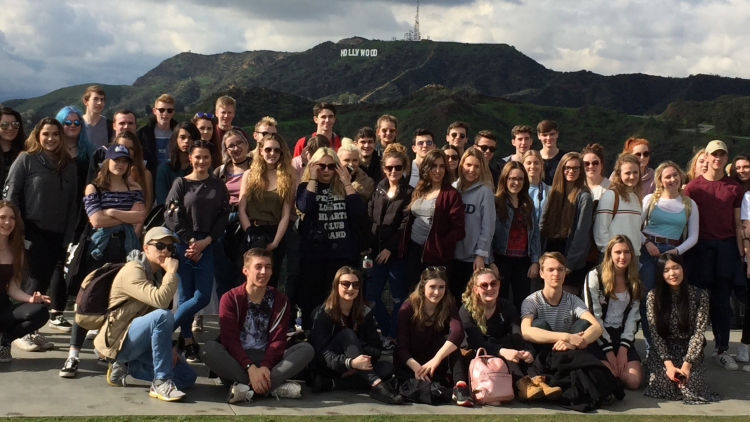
top-left (340, 49), bottom-right (378, 57)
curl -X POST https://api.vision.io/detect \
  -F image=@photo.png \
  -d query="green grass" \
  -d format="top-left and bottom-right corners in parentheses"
top-left (6, 417), bottom-right (746, 422)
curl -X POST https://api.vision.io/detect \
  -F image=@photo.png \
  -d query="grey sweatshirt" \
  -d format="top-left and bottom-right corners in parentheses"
top-left (454, 181), bottom-right (496, 264)
top-left (4, 152), bottom-right (78, 244)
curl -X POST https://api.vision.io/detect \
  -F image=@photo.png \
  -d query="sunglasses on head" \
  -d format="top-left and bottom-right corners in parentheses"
top-left (0, 121), bottom-right (20, 130)
top-left (450, 132), bottom-right (466, 139)
top-left (426, 266), bottom-right (447, 273)
top-left (634, 151), bottom-right (651, 158)
top-left (339, 281), bottom-right (361, 290)
top-left (263, 147), bottom-right (282, 154)
top-left (148, 242), bottom-right (176, 252)
top-left (476, 280), bottom-right (500, 290)
top-left (317, 163), bottom-right (337, 171)
top-left (195, 112), bottom-right (215, 119)
top-left (156, 108), bottom-right (175, 114)
top-left (478, 145), bottom-right (497, 153)
top-left (384, 164), bottom-right (404, 172)
top-left (583, 160), bottom-right (600, 167)
top-left (63, 119), bottom-right (81, 127)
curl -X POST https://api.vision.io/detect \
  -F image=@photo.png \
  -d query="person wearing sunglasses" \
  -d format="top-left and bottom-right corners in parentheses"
top-left (452, 148), bottom-right (496, 301)
top-left (5, 118), bottom-right (78, 336)
top-left (613, 137), bottom-right (655, 195)
top-left (308, 266), bottom-right (404, 404)
top-left (251, 116), bottom-right (277, 150)
top-left (136, 94), bottom-right (178, 166)
top-left (81, 85), bottom-right (113, 149)
top-left (0, 107), bottom-right (25, 187)
top-left (354, 127), bottom-right (383, 183)
top-left (366, 144), bottom-right (413, 353)
top-left (473, 130), bottom-right (503, 190)
top-left (374, 114), bottom-right (398, 158)
top-left (297, 147), bottom-right (365, 329)
top-left (539, 152), bottom-right (593, 295)
top-left (441, 144), bottom-right (460, 180)
top-left (165, 140), bottom-right (229, 362)
top-left (459, 268), bottom-right (558, 401)
top-left (504, 125), bottom-right (534, 164)
top-left (191, 112), bottom-right (223, 168)
top-left (56, 106), bottom-right (95, 217)
top-left (408, 128), bottom-right (436, 187)
top-left (492, 162), bottom-right (541, 311)
top-left (238, 133), bottom-right (295, 290)
top-left (60, 143), bottom-right (147, 378)
top-left (292, 102), bottom-right (341, 157)
top-left (581, 143), bottom-right (610, 202)
top-left (92, 226), bottom-right (196, 401)
top-left (201, 248), bottom-right (314, 403)
top-left (395, 267), bottom-right (472, 407)
top-left (155, 122), bottom-right (200, 206)
top-left (446, 121), bottom-right (469, 156)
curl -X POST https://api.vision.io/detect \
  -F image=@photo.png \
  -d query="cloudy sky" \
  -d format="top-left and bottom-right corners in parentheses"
top-left (0, 0), bottom-right (748, 101)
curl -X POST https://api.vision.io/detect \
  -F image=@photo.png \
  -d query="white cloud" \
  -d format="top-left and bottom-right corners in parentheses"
top-left (0, 0), bottom-right (749, 100)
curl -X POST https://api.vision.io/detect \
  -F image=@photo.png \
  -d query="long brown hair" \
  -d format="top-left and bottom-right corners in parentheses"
top-left (410, 149), bottom-right (452, 207)
top-left (599, 235), bottom-right (644, 301)
top-left (245, 133), bottom-right (294, 203)
top-left (408, 268), bottom-right (454, 331)
top-left (323, 266), bottom-right (364, 327)
top-left (540, 152), bottom-right (587, 239)
top-left (456, 148), bottom-right (494, 191)
top-left (92, 157), bottom-right (132, 191)
top-left (495, 161), bottom-right (534, 225)
top-left (25, 117), bottom-right (69, 173)
top-left (0, 201), bottom-right (26, 287)
top-left (581, 142), bottom-right (606, 175)
top-left (610, 153), bottom-right (642, 202)
top-left (461, 267), bottom-right (497, 335)
top-left (114, 131), bottom-right (150, 200)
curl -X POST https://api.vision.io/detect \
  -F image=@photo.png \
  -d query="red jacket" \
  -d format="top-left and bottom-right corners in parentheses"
top-left (398, 184), bottom-right (466, 264)
top-left (292, 132), bottom-right (341, 157)
top-left (218, 284), bottom-right (290, 370)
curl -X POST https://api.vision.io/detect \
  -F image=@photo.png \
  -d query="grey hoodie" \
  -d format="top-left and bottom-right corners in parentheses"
top-left (4, 152), bottom-right (78, 244)
top-left (126, 249), bottom-right (162, 286)
top-left (454, 181), bottom-right (496, 264)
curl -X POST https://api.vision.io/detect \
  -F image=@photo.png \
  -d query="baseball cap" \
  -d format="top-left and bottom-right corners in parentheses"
top-left (705, 140), bottom-right (728, 155)
top-left (105, 143), bottom-right (133, 161)
top-left (144, 227), bottom-right (179, 245)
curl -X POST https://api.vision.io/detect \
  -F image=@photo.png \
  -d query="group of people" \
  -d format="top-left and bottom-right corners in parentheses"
top-left (0, 84), bottom-right (746, 408)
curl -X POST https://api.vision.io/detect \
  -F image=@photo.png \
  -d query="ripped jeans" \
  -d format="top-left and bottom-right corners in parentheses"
top-left (366, 256), bottom-right (408, 338)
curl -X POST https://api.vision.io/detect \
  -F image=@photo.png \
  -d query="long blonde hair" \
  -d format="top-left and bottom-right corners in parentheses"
top-left (599, 235), bottom-right (644, 301)
top-left (610, 153), bottom-right (642, 202)
top-left (409, 268), bottom-right (454, 331)
top-left (461, 267), bottom-right (497, 335)
top-left (456, 148), bottom-right (494, 191)
top-left (301, 147), bottom-right (346, 198)
top-left (540, 152), bottom-right (587, 239)
top-left (245, 133), bottom-right (294, 203)
top-left (686, 148), bottom-right (706, 183)
top-left (644, 161), bottom-right (691, 237)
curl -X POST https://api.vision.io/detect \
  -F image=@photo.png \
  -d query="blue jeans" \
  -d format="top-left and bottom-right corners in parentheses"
top-left (365, 257), bottom-right (408, 338)
top-left (117, 309), bottom-right (195, 386)
top-left (214, 211), bottom-right (238, 299)
top-left (638, 242), bottom-right (674, 352)
top-left (174, 233), bottom-right (215, 339)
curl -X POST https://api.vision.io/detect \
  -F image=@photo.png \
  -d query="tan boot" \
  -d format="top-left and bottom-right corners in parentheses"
top-left (531, 375), bottom-right (562, 401)
top-left (516, 375), bottom-right (544, 401)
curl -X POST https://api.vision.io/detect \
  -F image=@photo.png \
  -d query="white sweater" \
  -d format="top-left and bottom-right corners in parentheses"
top-left (593, 190), bottom-right (643, 255)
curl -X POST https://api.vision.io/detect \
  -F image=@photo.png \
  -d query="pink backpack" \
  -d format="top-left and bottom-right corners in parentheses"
top-left (468, 347), bottom-right (514, 405)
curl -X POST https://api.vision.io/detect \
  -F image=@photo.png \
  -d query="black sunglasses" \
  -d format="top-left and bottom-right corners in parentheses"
top-left (156, 108), bottom-right (175, 114)
top-left (450, 132), bottom-right (467, 139)
top-left (339, 281), bottom-right (361, 290)
top-left (478, 145), bottom-right (497, 153)
top-left (384, 164), bottom-right (404, 172)
top-left (318, 163), bottom-right (337, 171)
top-left (0, 121), bottom-right (21, 130)
top-left (263, 147), bottom-right (282, 154)
top-left (634, 151), bottom-right (651, 158)
top-left (446, 155), bottom-right (459, 161)
top-left (63, 119), bottom-right (81, 127)
top-left (148, 242), bottom-right (176, 252)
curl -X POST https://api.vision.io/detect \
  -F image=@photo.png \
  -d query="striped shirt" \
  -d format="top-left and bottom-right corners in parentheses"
top-left (84, 189), bottom-right (145, 216)
top-left (520, 290), bottom-right (588, 333)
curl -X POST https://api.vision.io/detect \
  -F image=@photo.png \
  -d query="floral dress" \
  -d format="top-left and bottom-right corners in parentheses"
top-left (643, 286), bottom-right (722, 404)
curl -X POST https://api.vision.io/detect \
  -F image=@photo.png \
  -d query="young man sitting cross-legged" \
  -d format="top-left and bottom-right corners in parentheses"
top-left (201, 248), bottom-right (314, 403)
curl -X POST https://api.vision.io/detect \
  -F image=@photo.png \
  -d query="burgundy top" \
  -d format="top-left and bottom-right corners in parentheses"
top-left (395, 299), bottom-right (464, 366)
top-left (684, 175), bottom-right (743, 240)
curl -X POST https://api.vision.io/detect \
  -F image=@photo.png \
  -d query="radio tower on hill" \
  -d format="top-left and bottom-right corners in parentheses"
top-left (403, 1), bottom-right (422, 41)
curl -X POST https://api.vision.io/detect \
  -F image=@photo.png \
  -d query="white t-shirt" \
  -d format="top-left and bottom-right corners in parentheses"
top-left (409, 160), bottom-right (420, 188)
top-left (588, 178), bottom-right (611, 202)
top-left (603, 291), bottom-right (631, 328)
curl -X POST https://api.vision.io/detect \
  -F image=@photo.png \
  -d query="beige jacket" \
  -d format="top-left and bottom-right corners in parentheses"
top-left (93, 253), bottom-right (178, 360)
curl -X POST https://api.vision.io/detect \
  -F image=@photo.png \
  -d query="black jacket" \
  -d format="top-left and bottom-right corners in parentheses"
top-left (360, 153), bottom-right (383, 184)
top-left (308, 304), bottom-right (382, 374)
top-left (459, 299), bottom-right (531, 357)
top-left (135, 115), bottom-right (178, 162)
top-left (368, 177), bottom-right (413, 254)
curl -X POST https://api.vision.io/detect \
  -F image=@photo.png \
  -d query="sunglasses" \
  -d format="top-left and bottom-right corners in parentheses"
top-left (263, 147), bottom-right (282, 155)
top-left (384, 164), bottom-right (404, 172)
top-left (381, 128), bottom-right (396, 134)
top-left (450, 132), bottom-right (467, 139)
top-left (63, 119), bottom-right (81, 127)
top-left (634, 152), bottom-right (651, 158)
top-left (426, 266), bottom-right (447, 273)
top-left (195, 112), bottom-right (215, 119)
top-left (563, 166), bottom-right (581, 172)
top-left (255, 131), bottom-right (270, 136)
top-left (477, 280), bottom-right (500, 290)
top-left (478, 145), bottom-right (497, 153)
top-left (0, 121), bottom-right (20, 130)
top-left (446, 154), bottom-right (459, 161)
top-left (583, 160), bottom-right (600, 167)
top-left (148, 242), bottom-right (176, 253)
top-left (156, 108), bottom-right (175, 114)
top-left (416, 140), bottom-right (434, 147)
top-left (317, 163), bottom-right (337, 171)
top-left (339, 281), bottom-right (361, 290)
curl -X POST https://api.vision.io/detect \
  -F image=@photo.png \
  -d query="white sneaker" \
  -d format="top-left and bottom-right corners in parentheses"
top-left (30, 333), bottom-right (54, 350)
top-left (272, 381), bottom-right (302, 399)
top-left (192, 315), bottom-right (203, 333)
top-left (743, 364), bottom-right (750, 373)
top-left (711, 346), bottom-right (718, 358)
top-left (736, 343), bottom-right (749, 363)
top-left (12, 334), bottom-right (40, 352)
top-left (716, 351), bottom-right (739, 370)
top-left (86, 329), bottom-right (99, 341)
top-left (227, 382), bottom-right (254, 404)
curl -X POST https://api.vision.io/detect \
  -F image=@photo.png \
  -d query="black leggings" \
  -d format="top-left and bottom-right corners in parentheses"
top-left (318, 328), bottom-right (394, 389)
top-left (496, 254), bottom-right (532, 311)
top-left (23, 222), bottom-right (67, 312)
top-left (449, 259), bottom-right (474, 303)
top-left (0, 302), bottom-right (49, 345)
top-left (396, 341), bottom-right (468, 386)
top-left (300, 257), bottom-right (354, 330)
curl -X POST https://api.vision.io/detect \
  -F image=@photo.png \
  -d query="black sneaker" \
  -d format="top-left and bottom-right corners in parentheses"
top-left (0, 345), bottom-right (12, 363)
top-left (311, 374), bottom-right (333, 394)
top-left (452, 382), bottom-right (474, 407)
top-left (185, 342), bottom-right (200, 362)
top-left (370, 382), bottom-right (404, 405)
top-left (48, 313), bottom-right (73, 333)
top-left (59, 357), bottom-right (79, 378)
top-left (381, 338), bottom-right (395, 355)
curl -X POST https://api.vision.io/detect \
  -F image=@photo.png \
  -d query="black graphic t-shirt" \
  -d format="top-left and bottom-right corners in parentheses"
top-left (240, 288), bottom-right (275, 350)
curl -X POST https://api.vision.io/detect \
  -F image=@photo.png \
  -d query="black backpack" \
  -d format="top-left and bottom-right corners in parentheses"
top-left (74, 262), bottom-right (127, 330)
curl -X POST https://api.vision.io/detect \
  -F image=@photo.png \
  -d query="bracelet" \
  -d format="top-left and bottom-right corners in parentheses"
top-left (344, 184), bottom-right (352, 188)
top-left (309, 178), bottom-right (317, 182)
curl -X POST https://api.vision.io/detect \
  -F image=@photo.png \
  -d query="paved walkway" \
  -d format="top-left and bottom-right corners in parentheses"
top-left (1, 314), bottom-right (749, 417)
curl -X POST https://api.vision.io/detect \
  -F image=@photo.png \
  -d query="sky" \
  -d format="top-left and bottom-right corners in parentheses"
top-left (1, 0), bottom-right (749, 101)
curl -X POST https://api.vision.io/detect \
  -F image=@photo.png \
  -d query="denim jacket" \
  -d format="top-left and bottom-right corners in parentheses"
top-left (491, 199), bottom-right (541, 262)
top-left (88, 223), bottom-right (140, 260)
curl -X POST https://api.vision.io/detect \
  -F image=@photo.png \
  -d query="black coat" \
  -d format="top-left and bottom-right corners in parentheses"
top-left (367, 177), bottom-right (413, 254)
top-left (360, 153), bottom-right (383, 184)
top-left (308, 304), bottom-right (382, 374)
top-left (135, 115), bottom-right (177, 166)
